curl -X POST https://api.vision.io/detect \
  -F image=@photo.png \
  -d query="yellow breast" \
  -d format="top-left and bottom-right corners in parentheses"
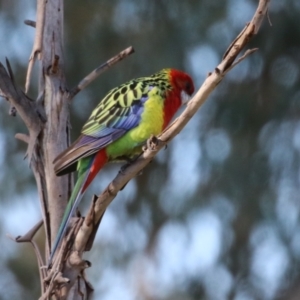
top-left (106, 88), bottom-right (164, 160)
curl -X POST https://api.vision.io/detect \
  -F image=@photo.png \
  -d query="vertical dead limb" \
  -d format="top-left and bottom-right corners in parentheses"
top-left (1, 0), bottom-right (71, 297)
top-left (37, 0), bottom-right (70, 257)
top-left (25, 0), bottom-right (46, 93)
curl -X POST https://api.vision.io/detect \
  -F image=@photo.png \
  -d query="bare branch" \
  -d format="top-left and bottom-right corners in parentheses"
top-left (25, 0), bottom-right (46, 93)
top-left (42, 218), bottom-right (84, 298)
top-left (30, 150), bottom-right (50, 253)
top-left (5, 58), bottom-right (16, 85)
top-left (0, 62), bottom-right (43, 162)
top-left (48, 0), bottom-right (272, 291)
top-left (8, 219), bottom-right (43, 242)
top-left (15, 133), bottom-right (30, 143)
top-left (4, 59), bottom-right (18, 117)
top-left (69, 46), bottom-right (135, 98)
top-left (224, 48), bottom-right (259, 74)
top-left (267, 9), bottom-right (272, 26)
top-left (7, 220), bottom-right (45, 271)
top-left (252, 0), bottom-right (271, 34)
top-left (7, 220), bottom-right (46, 293)
top-left (0, 63), bottom-right (39, 126)
top-left (24, 19), bottom-right (36, 28)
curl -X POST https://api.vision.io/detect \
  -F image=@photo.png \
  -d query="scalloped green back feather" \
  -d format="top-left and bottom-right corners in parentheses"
top-left (82, 69), bottom-right (173, 159)
top-left (82, 68), bottom-right (172, 136)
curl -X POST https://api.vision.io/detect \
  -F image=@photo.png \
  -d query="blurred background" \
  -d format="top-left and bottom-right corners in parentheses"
top-left (0, 0), bottom-right (300, 299)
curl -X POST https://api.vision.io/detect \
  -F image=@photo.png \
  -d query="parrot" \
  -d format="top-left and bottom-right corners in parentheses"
top-left (48, 68), bottom-right (194, 266)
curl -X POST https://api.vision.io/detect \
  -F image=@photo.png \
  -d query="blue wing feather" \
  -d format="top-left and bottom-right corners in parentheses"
top-left (53, 72), bottom-right (172, 176)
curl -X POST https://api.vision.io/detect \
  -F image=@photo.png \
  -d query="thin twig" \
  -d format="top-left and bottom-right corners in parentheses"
top-left (15, 133), bottom-right (30, 144)
top-left (7, 220), bottom-right (45, 293)
top-left (224, 48), bottom-right (259, 74)
top-left (7, 219), bottom-right (43, 242)
top-left (5, 58), bottom-right (16, 84)
top-left (69, 46), bottom-right (135, 98)
top-left (267, 9), bottom-right (272, 26)
top-left (25, 0), bottom-right (46, 93)
top-left (24, 20), bottom-right (36, 28)
top-left (5, 58), bottom-right (18, 117)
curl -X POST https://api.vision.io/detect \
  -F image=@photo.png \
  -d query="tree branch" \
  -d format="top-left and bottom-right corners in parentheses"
top-left (25, 0), bottom-right (46, 93)
top-left (24, 19), bottom-right (36, 28)
top-left (0, 62), bottom-right (43, 163)
top-left (7, 220), bottom-right (45, 293)
top-left (69, 46), bottom-right (135, 98)
top-left (43, 0), bottom-right (271, 297)
top-left (82, 0), bottom-right (271, 246)
top-left (224, 48), bottom-right (258, 74)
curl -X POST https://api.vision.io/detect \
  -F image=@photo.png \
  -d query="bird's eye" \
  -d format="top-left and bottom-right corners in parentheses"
top-left (185, 81), bottom-right (192, 94)
top-left (185, 82), bottom-right (190, 91)
top-left (184, 80), bottom-right (194, 95)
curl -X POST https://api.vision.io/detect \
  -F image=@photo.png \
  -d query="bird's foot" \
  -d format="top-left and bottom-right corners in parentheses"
top-left (143, 135), bottom-right (159, 151)
top-left (119, 163), bottom-right (130, 174)
top-left (119, 156), bottom-right (138, 174)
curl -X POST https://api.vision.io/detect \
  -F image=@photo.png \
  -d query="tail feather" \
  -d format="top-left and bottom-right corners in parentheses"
top-left (48, 166), bottom-right (90, 267)
top-left (54, 134), bottom-right (115, 176)
top-left (48, 149), bottom-right (108, 267)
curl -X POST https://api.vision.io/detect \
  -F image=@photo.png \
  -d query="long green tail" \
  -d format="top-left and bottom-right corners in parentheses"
top-left (48, 157), bottom-right (92, 267)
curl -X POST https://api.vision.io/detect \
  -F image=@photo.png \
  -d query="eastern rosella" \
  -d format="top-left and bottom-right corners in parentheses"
top-left (49, 68), bottom-right (194, 265)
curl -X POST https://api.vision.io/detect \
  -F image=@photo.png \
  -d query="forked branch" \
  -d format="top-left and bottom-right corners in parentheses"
top-left (7, 220), bottom-right (45, 293)
top-left (43, 0), bottom-right (271, 298)
top-left (0, 61), bottom-right (43, 163)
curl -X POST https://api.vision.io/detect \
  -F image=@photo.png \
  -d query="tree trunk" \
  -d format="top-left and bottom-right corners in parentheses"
top-left (40, 0), bottom-right (69, 251)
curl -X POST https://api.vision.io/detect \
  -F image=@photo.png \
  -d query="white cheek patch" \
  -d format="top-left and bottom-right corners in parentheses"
top-left (181, 90), bottom-right (191, 105)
